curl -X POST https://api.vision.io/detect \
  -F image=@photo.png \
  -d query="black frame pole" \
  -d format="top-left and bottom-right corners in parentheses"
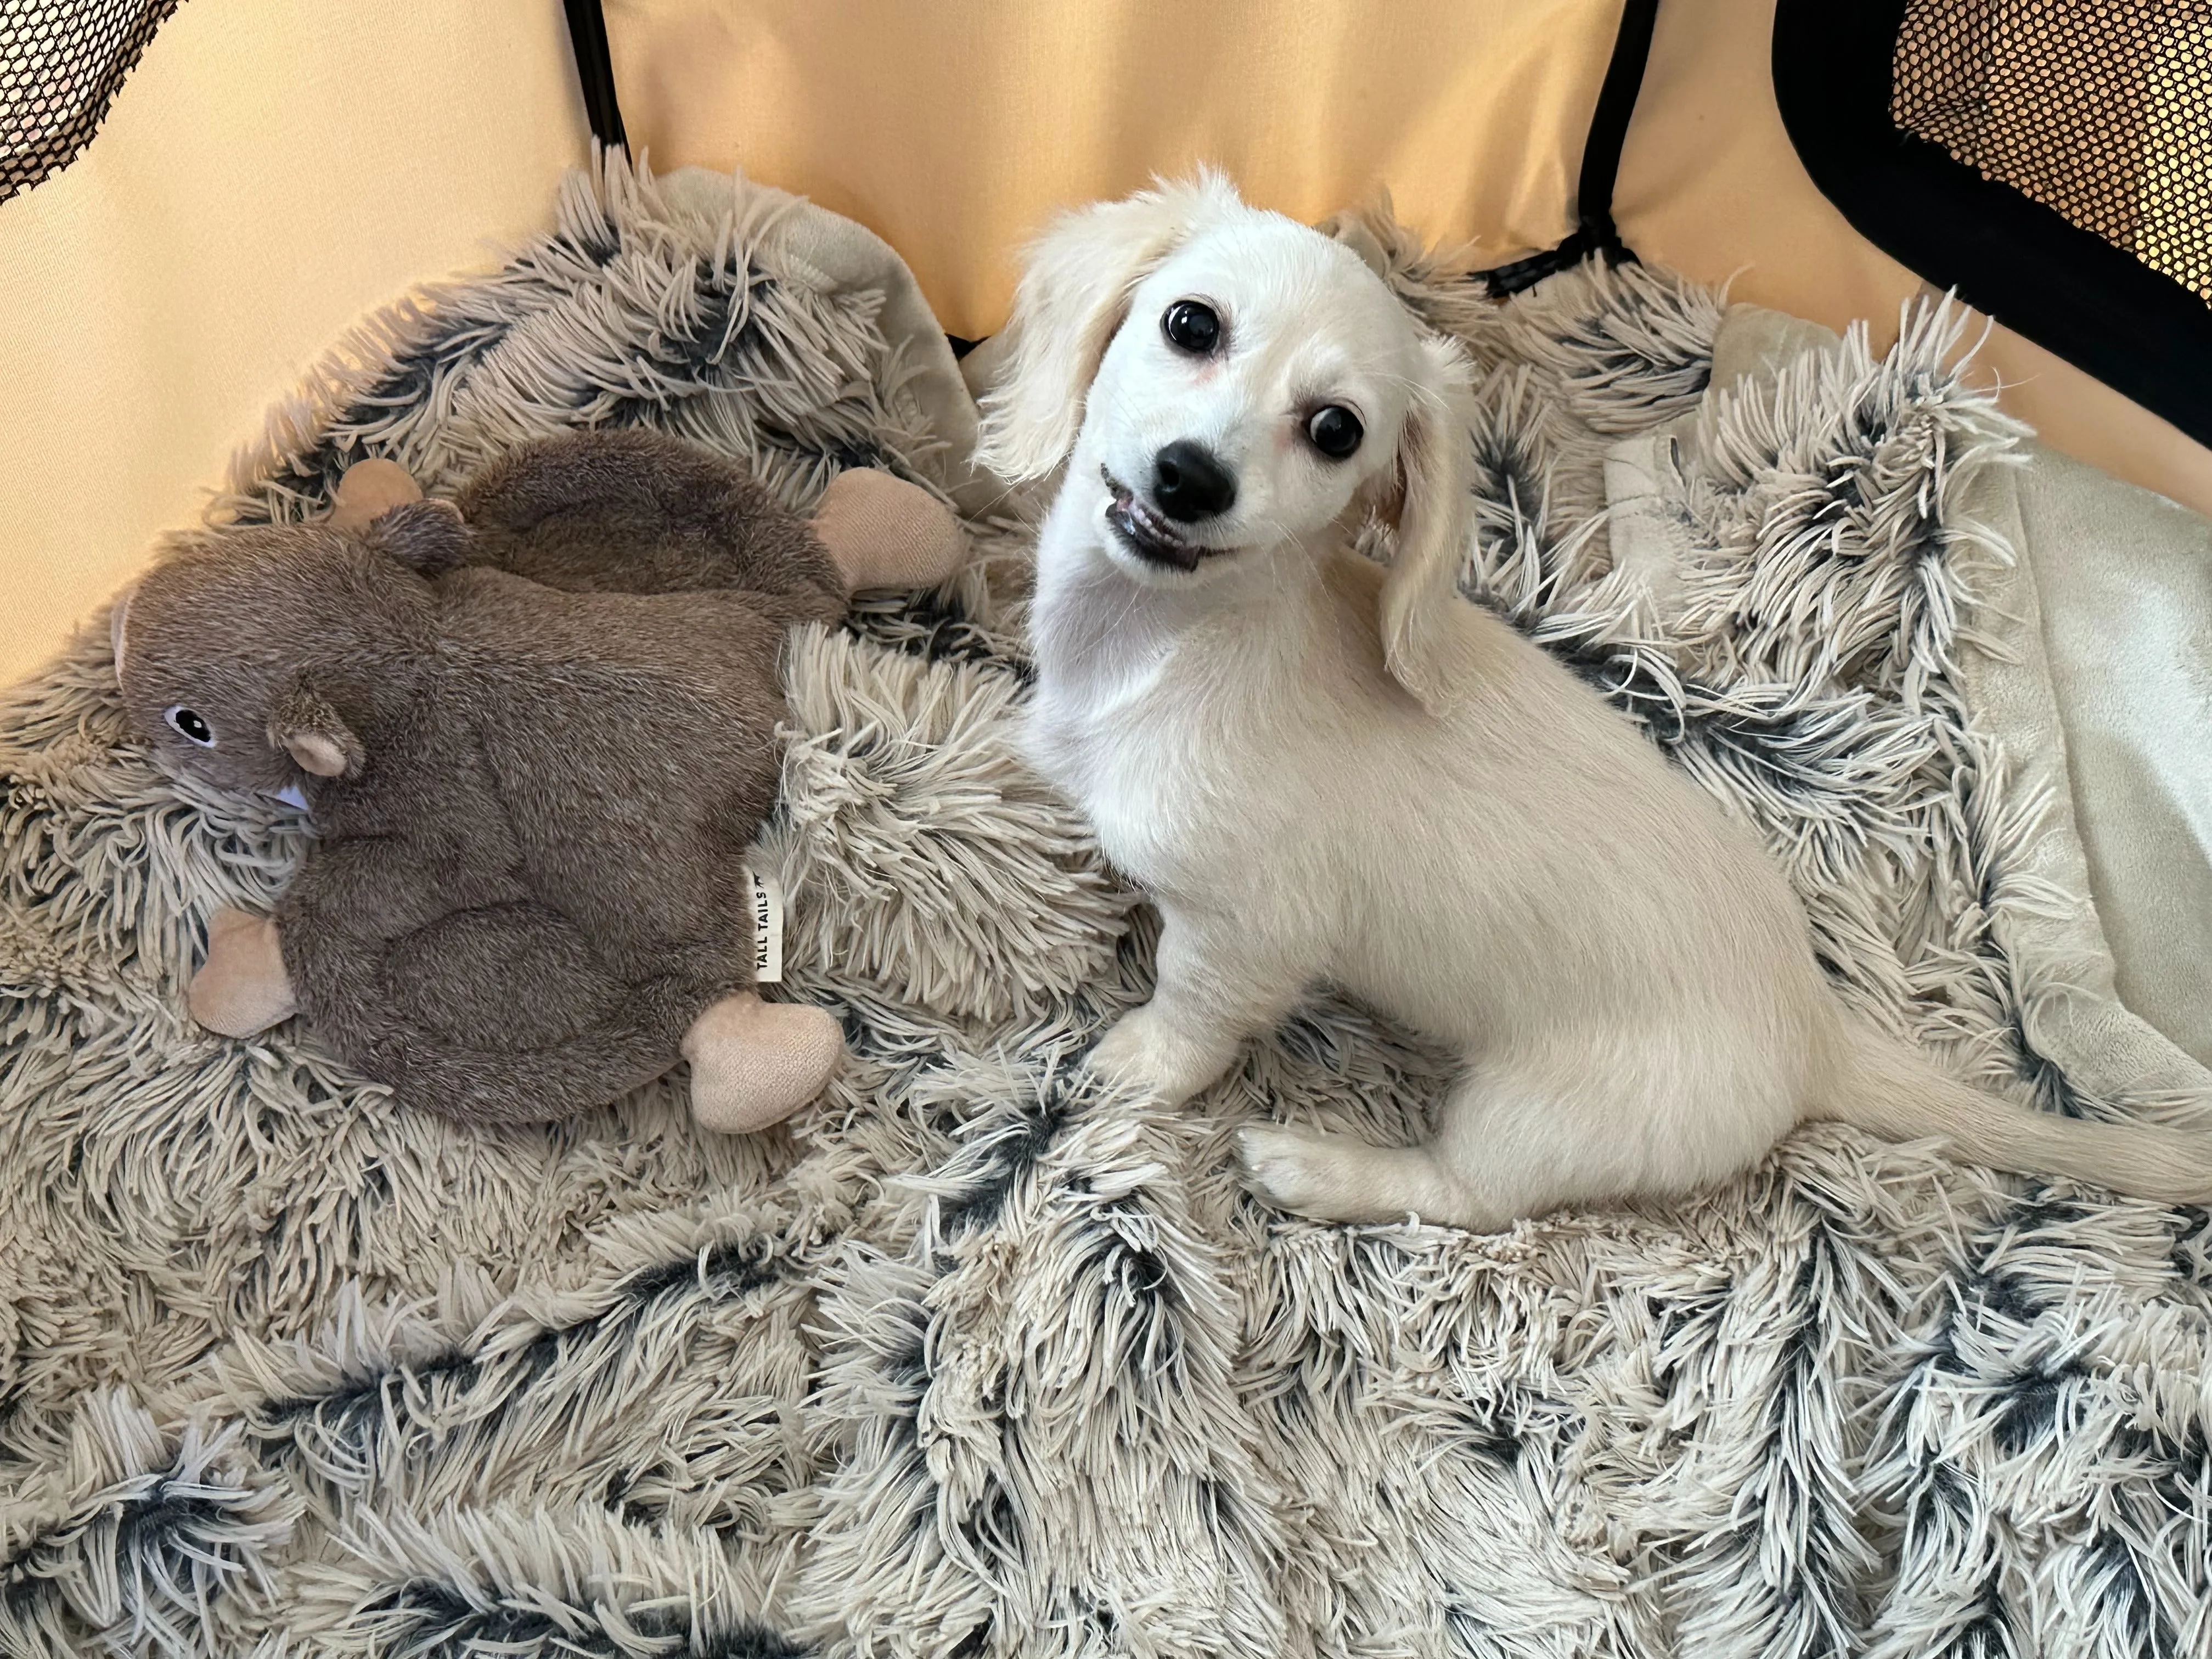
top-left (562, 0), bottom-right (629, 153)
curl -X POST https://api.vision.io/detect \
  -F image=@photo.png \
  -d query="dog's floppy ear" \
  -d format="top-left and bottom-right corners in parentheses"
top-left (976, 173), bottom-right (1240, 482)
top-left (1378, 333), bottom-right (1477, 713)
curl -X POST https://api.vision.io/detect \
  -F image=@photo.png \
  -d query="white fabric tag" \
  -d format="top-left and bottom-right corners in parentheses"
top-left (746, 866), bottom-right (785, 984)
top-left (1601, 426), bottom-right (1694, 626)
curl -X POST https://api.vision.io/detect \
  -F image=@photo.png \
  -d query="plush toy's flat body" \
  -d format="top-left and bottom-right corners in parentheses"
top-left (114, 429), bottom-right (964, 1130)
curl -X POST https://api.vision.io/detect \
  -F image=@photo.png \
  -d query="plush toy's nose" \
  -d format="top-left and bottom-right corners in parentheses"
top-left (1150, 440), bottom-right (1237, 522)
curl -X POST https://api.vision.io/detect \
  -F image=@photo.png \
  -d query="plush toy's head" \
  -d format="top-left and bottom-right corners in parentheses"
top-left (114, 527), bottom-right (414, 797)
top-left (113, 458), bottom-right (458, 799)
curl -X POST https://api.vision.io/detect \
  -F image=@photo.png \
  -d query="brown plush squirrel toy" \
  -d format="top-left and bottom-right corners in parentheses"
top-left (112, 429), bottom-right (965, 1134)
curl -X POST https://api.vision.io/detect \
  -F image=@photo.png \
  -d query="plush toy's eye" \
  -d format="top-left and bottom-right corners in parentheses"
top-left (1306, 405), bottom-right (1364, 459)
top-left (1161, 300), bottom-right (1222, 356)
top-left (164, 705), bottom-right (216, 747)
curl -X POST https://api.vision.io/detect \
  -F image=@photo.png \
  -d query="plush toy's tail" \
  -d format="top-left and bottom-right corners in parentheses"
top-left (1814, 1023), bottom-right (2212, 1204)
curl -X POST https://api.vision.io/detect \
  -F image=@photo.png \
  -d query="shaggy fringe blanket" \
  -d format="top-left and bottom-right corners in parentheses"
top-left (4, 159), bottom-right (2209, 1658)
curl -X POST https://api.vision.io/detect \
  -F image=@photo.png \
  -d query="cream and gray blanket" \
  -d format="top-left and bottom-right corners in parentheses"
top-left (3, 158), bottom-right (2208, 1658)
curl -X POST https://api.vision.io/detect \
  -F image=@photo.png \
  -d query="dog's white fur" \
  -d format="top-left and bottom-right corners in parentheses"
top-left (980, 175), bottom-right (2212, 1228)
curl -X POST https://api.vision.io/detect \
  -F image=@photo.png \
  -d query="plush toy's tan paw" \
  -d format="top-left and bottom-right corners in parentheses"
top-left (813, 468), bottom-right (966, 591)
top-left (329, 457), bottom-right (424, 530)
top-left (684, 992), bottom-right (843, 1135)
top-left (188, 908), bottom-right (298, 1038)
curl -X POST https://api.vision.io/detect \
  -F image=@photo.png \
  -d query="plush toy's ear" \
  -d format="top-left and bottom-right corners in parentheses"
top-left (975, 172), bottom-right (1242, 483)
top-left (329, 458), bottom-right (424, 530)
top-left (109, 586), bottom-right (134, 683)
top-left (1377, 334), bottom-right (1479, 713)
top-left (269, 682), bottom-right (362, 778)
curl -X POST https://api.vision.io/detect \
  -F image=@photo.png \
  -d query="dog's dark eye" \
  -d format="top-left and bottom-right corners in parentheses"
top-left (1162, 300), bottom-right (1222, 356)
top-left (164, 705), bottom-right (216, 747)
top-left (1306, 406), bottom-right (1364, 459)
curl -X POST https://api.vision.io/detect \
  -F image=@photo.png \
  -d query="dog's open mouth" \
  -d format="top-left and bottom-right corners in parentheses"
top-left (1101, 470), bottom-right (1224, 572)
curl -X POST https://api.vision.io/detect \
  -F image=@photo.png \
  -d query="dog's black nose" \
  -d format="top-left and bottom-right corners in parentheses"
top-left (1151, 440), bottom-right (1237, 522)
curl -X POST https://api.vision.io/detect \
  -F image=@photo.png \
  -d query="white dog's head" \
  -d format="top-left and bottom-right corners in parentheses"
top-left (977, 173), bottom-right (1477, 706)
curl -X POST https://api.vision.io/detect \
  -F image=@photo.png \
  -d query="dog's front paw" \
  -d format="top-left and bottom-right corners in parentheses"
top-left (1085, 1007), bottom-right (1180, 1098)
top-left (1085, 1005), bottom-right (1231, 1104)
top-left (1235, 1124), bottom-right (1340, 1217)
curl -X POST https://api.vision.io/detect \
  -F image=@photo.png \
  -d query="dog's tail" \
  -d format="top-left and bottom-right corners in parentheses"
top-left (1814, 1021), bottom-right (2212, 1204)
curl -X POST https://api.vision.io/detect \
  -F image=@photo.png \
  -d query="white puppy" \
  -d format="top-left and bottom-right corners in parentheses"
top-left (978, 175), bottom-right (2212, 1229)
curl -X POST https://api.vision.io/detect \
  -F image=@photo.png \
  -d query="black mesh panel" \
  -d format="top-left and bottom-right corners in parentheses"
top-left (1892, 1), bottom-right (2212, 304)
top-left (2, 0), bottom-right (183, 205)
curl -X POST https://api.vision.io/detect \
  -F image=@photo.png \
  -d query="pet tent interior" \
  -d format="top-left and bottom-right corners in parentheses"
top-left (3, 2), bottom-right (2210, 1655)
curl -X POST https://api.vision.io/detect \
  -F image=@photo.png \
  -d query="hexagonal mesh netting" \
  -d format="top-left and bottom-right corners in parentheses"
top-left (1893, 0), bottom-right (2212, 303)
top-left (2, 0), bottom-right (181, 204)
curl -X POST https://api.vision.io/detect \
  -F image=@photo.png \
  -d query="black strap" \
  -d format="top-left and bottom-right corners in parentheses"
top-left (1478, 0), bottom-right (1661, 297)
top-left (562, 0), bottom-right (629, 153)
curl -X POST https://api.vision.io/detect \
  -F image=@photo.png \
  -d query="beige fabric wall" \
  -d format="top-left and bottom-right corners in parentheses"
top-left (601, 0), bottom-right (1622, 340)
top-left (0, 0), bottom-right (590, 686)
